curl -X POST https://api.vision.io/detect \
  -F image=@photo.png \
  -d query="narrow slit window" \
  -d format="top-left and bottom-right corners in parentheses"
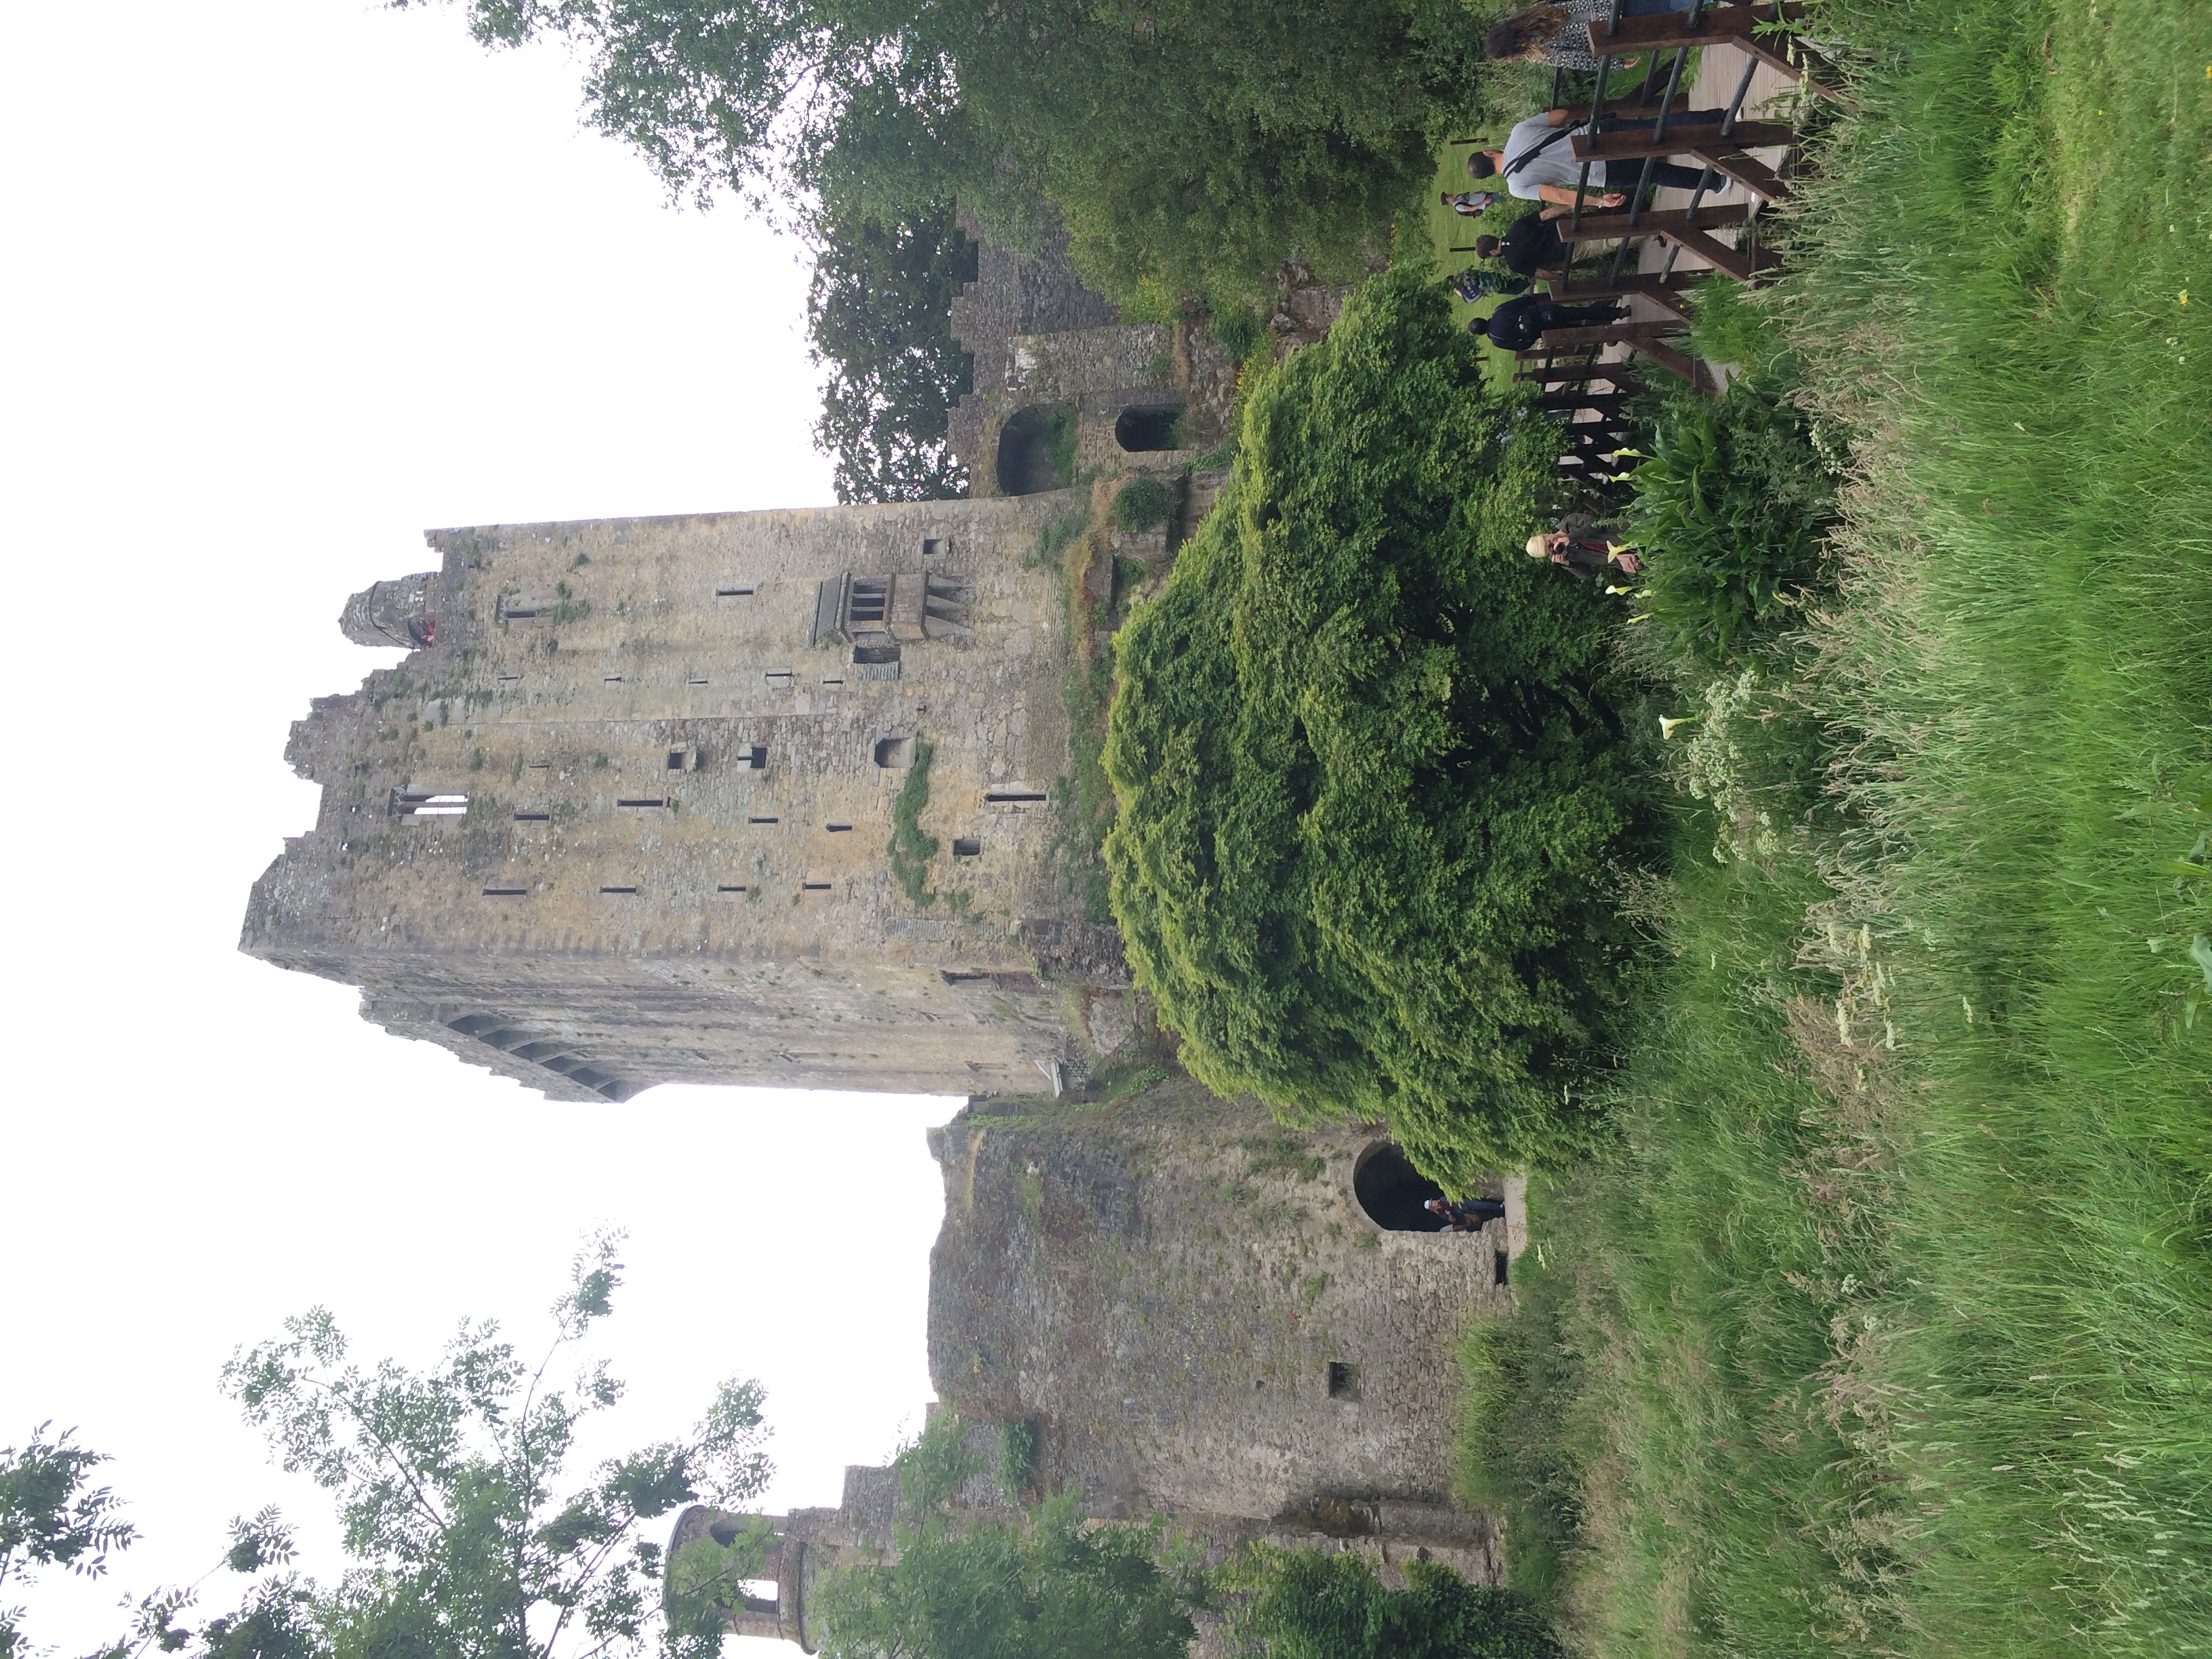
top-left (482, 886), bottom-right (527, 897)
top-left (689, 674), bottom-right (710, 686)
top-left (716, 586), bottom-right (756, 598)
top-left (716, 884), bottom-right (747, 893)
top-left (393, 790), bottom-right (468, 819)
top-left (985, 791), bottom-right (1048, 804)
top-left (617, 798), bottom-right (668, 808)
top-left (821, 674), bottom-right (844, 684)
top-left (497, 673), bottom-right (521, 684)
top-left (527, 761), bottom-right (551, 770)
top-left (801, 881), bottom-right (832, 892)
top-left (1494, 1250), bottom-right (1511, 1288)
top-left (599, 885), bottom-right (639, 895)
top-left (825, 822), bottom-right (853, 833)
top-left (747, 815), bottom-right (779, 825)
top-left (603, 674), bottom-right (623, 684)
top-left (952, 838), bottom-right (982, 857)
top-left (512, 811), bottom-right (550, 822)
top-left (764, 669), bottom-right (794, 682)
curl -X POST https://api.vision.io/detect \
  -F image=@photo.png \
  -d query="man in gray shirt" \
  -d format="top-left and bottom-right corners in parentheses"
top-left (1469, 106), bottom-right (1736, 206)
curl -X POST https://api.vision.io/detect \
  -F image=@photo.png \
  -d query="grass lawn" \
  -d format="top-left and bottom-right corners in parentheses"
top-left (1460, 2), bottom-right (2212, 1654)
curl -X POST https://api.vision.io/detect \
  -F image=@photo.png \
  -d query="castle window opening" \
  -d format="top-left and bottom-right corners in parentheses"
top-left (1494, 1250), bottom-right (1511, 1287)
top-left (1352, 1141), bottom-right (1448, 1232)
top-left (821, 674), bottom-right (844, 685)
top-left (995, 404), bottom-right (1073, 495)
top-left (1114, 404), bottom-right (1186, 452)
top-left (717, 884), bottom-right (747, 893)
top-left (512, 812), bottom-right (550, 822)
top-left (748, 815), bottom-right (779, 825)
top-left (446, 1015), bottom-right (504, 1036)
top-left (739, 1582), bottom-right (778, 1607)
top-left (764, 669), bottom-right (794, 682)
top-left (801, 881), bottom-right (832, 892)
top-left (392, 790), bottom-right (468, 819)
top-left (689, 674), bottom-right (710, 686)
top-left (847, 579), bottom-right (889, 628)
top-left (853, 644), bottom-right (901, 666)
top-left (953, 838), bottom-right (982, 857)
top-left (497, 673), bottom-right (520, 684)
top-left (603, 674), bottom-right (623, 684)
top-left (874, 737), bottom-right (915, 768)
top-left (985, 791), bottom-right (1048, 804)
top-left (716, 587), bottom-right (756, 598)
top-left (667, 747), bottom-right (701, 773)
top-left (826, 822), bottom-right (853, 833)
top-left (922, 537), bottom-right (949, 558)
top-left (1326, 1361), bottom-right (1358, 1399)
top-left (617, 798), bottom-right (668, 808)
top-left (599, 885), bottom-right (639, 895)
top-left (481, 887), bottom-right (527, 897)
top-left (743, 745), bottom-right (768, 770)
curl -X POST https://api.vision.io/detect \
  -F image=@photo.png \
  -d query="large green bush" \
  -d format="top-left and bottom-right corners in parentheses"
top-left (1103, 266), bottom-right (1646, 1181)
top-left (1219, 1546), bottom-right (1560, 1659)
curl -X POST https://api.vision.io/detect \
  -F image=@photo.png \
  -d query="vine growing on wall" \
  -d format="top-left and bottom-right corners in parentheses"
top-left (888, 736), bottom-right (941, 905)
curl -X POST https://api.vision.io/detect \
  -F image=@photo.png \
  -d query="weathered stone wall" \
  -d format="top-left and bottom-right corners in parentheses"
top-left (926, 1081), bottom-right (1507, 1552)
top-left (243, 495), bottom-right (1136, 1099)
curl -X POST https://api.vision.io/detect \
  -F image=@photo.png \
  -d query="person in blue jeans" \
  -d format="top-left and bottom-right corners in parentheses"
top-left (1483, 0), bottom-right (1702, 70)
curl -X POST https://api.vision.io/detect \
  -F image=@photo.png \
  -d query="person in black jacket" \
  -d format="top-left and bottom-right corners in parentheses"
top-left (1468, 294), bottom-right (1626, 352)
top-left (1472, 210), bottom-right (1570, 283)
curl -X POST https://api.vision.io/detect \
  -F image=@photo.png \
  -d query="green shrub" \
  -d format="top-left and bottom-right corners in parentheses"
top-left (1456, 1253), bottom-right (1586, 1612)
top-left (1210, 307), bottom-right (1268, 365)
top-left (887, 736), bottom-right (941, 904)
top-left (1622, 383), bottom-right (1835, 661)
top-left (1111, 476), bottom-right (1177, 533)
top-left (1103, 266), bottom-right (1646, 1182)
top-left (1218, 1545), bottom-right (1560, 1659)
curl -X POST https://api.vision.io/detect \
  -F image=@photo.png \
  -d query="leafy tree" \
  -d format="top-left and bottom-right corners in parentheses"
top-left (1, 1425), bottom-right (136, 1659)
top-left (1220, 1545), bottom-right (1561, 1659)
top-left (218, 1233), bottom-right (771, 1659)
top-left (807, 202), bottom-right (976, 503)
top-left (805, 1412), bottom-right (1202, 1659)
top-left (1103, 266), bottom-right (1648, 1185)
top-left (392, 0), bottom-right (1491, 304)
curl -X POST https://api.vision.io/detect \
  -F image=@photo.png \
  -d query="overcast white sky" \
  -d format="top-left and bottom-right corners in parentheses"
top-left (0, 4), bottom-right (949, 1655)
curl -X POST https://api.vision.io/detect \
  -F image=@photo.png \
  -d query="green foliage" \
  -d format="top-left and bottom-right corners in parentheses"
top-left (1, 1425), bottom-right (137, 1659)
top-left (398, 0), bottom-right (1491, 306)
top-left (813, 1494), bottom-right (1197, 1659)
top-left (217, 1232), bottom-right (773, 1659)
top-left (1218, 1546), bottom-right (1559, 1659)
top-left (806, 201), bottom-right (977, 501)
top-left (886, 736), bottom-right (940, 905)
top-left (1454, 1258), bottom-right (1584, 1612)
top-left (1104, 265), bottom-right (1645, 1182)
top-left (994, 1422), bottom-right (1038, 1501)
top-left (1110, 477), bottom-right (1176, 535)
top-left (1620, 382), bottom-right (1835, 661)
top-left (1682, 278), bottom-right (1790, 377)
top-left (1208, 310), bottom-right (1267, 366)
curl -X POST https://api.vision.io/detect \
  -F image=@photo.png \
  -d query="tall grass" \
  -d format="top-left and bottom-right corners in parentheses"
top-left (1460, 1), bottom-right (2212, 1652)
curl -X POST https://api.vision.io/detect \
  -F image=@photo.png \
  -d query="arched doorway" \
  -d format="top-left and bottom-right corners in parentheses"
top-left (995, 405), bottom-right (1073, 495)
top-left (1114, 403), bottom-right (1185, 452)
top-left (1353, 1141), bottom-right (1447, 1231)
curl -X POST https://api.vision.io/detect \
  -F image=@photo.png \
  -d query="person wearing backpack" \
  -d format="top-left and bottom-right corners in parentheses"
top-left (1467, 104), bottom-right (1738, 207)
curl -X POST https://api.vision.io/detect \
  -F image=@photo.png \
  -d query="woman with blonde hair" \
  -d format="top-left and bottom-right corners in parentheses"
top-left (1483, 0), bottom-right (1692, 69)
top-left (1528, 516), bottom-right (1642, 579)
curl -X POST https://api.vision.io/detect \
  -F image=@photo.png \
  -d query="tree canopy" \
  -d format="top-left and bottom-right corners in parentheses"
top-left (1221, 1545), bottom-right (1561, 1659)
top-left (806, 201), bottom-right (975, 502)
top-left (1102, 266), bottom-right (1648, 1184)
top-left (394, 0), bottom-right (1488, 304)
top-left (802, 1412), bottom-right (1200, 1659)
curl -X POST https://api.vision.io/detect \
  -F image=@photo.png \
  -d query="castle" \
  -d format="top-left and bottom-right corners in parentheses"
top-left (242, 230), bottom-right (1511, 1645)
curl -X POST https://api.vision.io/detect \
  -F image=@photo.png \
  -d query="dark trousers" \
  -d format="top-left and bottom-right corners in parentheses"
top-left (1534, 302), bottom-right (1628, 333)
top-left (1592, 111), bottom-right (1734, 197)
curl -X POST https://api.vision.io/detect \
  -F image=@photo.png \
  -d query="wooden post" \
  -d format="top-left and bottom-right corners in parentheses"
top-left (1580, 4), bottom-right (1852, 106)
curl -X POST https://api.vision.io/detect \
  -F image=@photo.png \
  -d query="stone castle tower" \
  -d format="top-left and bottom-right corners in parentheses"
top-left (241, 221), bottom-right (1229, 1100)
top-left (668, 1081), bottom-right (1518, 1652)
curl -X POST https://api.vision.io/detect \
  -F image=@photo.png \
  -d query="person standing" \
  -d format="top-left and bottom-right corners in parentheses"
top-left (1481, 0), bottom-right (1690, 69)
top-left (1468, 293), bottom-right (1626, 352)
top-left (1527, 514), bottom-right (1643, 578)
top-left (1473, 210), bottom-right (1571, 284)
top-left (1467, 106), bottom-right (1738, 206)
